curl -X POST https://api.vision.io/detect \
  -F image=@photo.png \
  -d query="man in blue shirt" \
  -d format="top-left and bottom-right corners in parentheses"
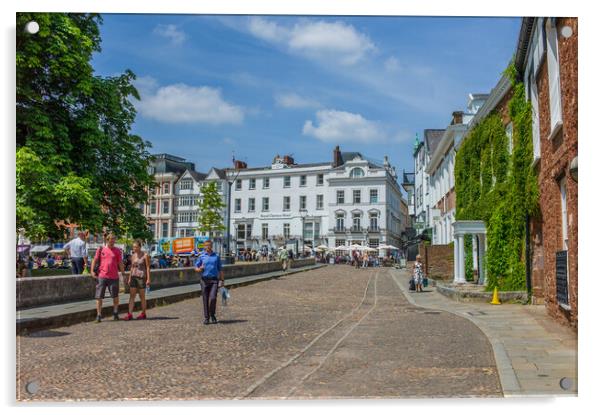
top-left (195, 240), bottom-right (224, 324)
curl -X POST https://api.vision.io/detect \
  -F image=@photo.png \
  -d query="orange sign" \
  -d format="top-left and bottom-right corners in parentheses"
top-left (173, 237), bottom-right (194, 254)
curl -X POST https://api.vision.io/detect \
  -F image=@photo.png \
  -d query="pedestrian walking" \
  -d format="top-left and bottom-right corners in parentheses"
top-left (64, 231), bottom-right (88, 275)
top-left (279, 248), bottom-right (289, 271)
top-left (90, 233), bottom-right (124, 322)
top-left (362, 252), bottom-right (369, 268)
top-left (195, 240), bottom-right (225, 325)
top-left (124, 240), bottom-right (151, 321)
top-left (413, 255), bottom-right (425, 293)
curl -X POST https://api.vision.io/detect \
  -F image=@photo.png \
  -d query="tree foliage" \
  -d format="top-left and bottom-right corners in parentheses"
top-left (197, 182), bottom-right (226, 238)
top-left (16, 13), bottom-right (154, 241)
top-left (455, 67), bottom-right (539, 291)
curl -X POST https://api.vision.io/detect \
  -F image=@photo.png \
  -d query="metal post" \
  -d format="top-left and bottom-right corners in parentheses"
top-left (225, 181), bottom-right (233, 263)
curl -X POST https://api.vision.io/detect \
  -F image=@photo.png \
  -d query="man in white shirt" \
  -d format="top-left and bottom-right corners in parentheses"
top-left (64, 231), bottom-right (88, 274)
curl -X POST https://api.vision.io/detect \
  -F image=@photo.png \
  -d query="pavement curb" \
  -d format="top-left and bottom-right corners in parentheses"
top-left (17, 264), bottom-right (326, 335)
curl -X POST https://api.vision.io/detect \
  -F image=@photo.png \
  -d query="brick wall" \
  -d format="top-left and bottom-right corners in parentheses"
top-left (418, 243), bottom-right (454, 280)
top-left (532, 17), bottom-right (578, 328)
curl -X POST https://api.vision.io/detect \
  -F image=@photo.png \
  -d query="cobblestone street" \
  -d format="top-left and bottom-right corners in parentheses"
top-left (17, 266), bottom-right (502, 401)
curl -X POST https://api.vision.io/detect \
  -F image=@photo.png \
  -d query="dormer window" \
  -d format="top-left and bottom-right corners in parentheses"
top-left (350, 168), bottom-right (365, 178)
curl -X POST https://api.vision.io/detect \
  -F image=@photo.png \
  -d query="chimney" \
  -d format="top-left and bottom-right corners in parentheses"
top-left (333, 145), bottom-right (343, 167)
top-left (234, 160), bottom-right (247, 169)
top-left (452, 111), bottom-right (464, 125)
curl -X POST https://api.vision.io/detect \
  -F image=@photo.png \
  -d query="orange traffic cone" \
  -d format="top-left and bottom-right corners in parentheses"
top-left (490, 286), bottom-right (501, 305)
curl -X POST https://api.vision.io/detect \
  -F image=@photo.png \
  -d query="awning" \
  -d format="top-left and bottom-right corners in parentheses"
top-left (48, 248), bottom-right (66, 254)
top-left (30, 245), bottom-right (51, 253)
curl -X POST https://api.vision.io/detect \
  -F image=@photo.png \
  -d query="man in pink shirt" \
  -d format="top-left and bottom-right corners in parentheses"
top-left (90, 233), bottom-right (125, 323)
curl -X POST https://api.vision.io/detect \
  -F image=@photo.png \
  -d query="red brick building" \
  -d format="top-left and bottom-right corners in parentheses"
top-left (515, 17), bottom-right (578, 328)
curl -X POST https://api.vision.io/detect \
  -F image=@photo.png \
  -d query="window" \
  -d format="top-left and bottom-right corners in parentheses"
top-left (369, 212), bottom-right (378, 231)
top-left (237, 224), bottom-right (246, 240)
top-left (235, 179), bottom-right (242, 190)
top-left (300, 195), bottom-right (307, 210)
top-left (263, 178), bottom-right (270, 189)
top-left (370, 189), bottom-right (378, 204)
top-left (249, 178), bottom-right (256, 190)
top-left (300, 175), bottom-right (307, 187)
top-left (506, 122), bottom-right (513, 155)
top-left (336, 213), bottom-right (345, 231)
top-left (162, 201), bottom-right (169, 214)
top-left (149, 223), bottom-right (156, 237)
top-left (283, 223), bottom-right (290, 239)
top-left (283, 176), bottom-right (291, 188)
top-left (560, 178), bottom-right (568, 250)
top-left (262, 223), bottom-right (268, 240)
top-left (283, 196), bottom-right (290, 211)
top-left (246, 224), bottom-right (252, 239)
top-left (179, 195), bottom-right (195, 206)
top-left (234, 198), bottom-right (241, 213)
top-left (316, 194), bottom-right (324, 210)
top-left (185, 229), bottom-right (195, 237)
top-left (179, 179), bottom-right (193, 190)
top-left (369, 238), bottom-right (379, 248)
top-left (350, 168), bottom-right (365, 178)
top-left (336, 239), bottom-right (346, 247)
top-left (529, 71), bottom-right (542, 160)
top-left (337, 190), bottom-right (345, 205)
top-left (262, 197), bottom-right (269, 211)
top-left (162, 222), bottom-right (168, 238)
top-left (303, 222), bottom-right (313, 241)
top-left (352, 213), bottom-right (361, 231)
top-left (353, 190), bottom-right (361, 204)
top-left (215, 182), bottom-right (223, 192)
top-left (150, 201), bottom-right (157, 215)
top-left (154, 185), bottom-right (160, 195)
top-left (317, 174), bottom-right (324, 186)
top-left (248, 198), bottom-right (255, 212)
top-left (163, 183), bottom-right (170, 194)
top-left (546, 18), bottom-right (563, 135)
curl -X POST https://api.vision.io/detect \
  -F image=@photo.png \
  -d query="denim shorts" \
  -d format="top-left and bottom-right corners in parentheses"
top-left (129, 276), bottom-right (147, 289)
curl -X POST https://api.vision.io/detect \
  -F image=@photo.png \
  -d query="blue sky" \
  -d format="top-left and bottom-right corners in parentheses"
top-left (92, 14), bottom-right (520, 181)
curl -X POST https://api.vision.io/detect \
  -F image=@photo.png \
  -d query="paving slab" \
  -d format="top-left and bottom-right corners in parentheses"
top-left (390, 269), bottom-right (577, 397)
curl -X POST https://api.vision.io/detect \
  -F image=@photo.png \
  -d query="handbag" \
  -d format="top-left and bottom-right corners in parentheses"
top-left (93, 247), bottom-right (103, 276)
top-left (423, 277), bottom-right (429, 287)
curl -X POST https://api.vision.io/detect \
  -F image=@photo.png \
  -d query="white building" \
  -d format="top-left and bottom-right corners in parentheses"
top-left (426, 94), bottom-right (488, 245)
top-left (227, 146), bottom-right (402, 253)
top-left (412, 129), bottom-right (445, 238)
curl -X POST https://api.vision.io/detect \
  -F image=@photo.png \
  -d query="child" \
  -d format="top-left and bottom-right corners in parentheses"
top-left (414, 255), bottom-right (425, 292)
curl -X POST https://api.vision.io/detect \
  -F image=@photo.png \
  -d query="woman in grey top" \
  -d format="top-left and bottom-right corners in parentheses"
top-left (124, 240), bottom-right (151, 320)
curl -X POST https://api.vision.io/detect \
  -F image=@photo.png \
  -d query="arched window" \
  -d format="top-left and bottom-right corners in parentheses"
top-left (350, 167), bottom-right (365, 178)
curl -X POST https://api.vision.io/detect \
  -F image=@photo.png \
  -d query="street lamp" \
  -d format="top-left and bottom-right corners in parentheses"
top-left (225, 168), bottom-right (241, 263)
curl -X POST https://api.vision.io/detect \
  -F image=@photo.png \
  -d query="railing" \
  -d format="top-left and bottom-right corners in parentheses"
top-left (367, 226), bottom-right (380, 233)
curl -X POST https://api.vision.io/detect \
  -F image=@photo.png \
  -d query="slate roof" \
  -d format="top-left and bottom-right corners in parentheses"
top-left (424, 129), bottom-right (446, 155)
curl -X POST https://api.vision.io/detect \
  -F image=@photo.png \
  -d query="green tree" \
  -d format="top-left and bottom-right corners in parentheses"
top-left (16, 13), bottom-right (153, 241)
top-left (197, 182), bottom-right (226, 238)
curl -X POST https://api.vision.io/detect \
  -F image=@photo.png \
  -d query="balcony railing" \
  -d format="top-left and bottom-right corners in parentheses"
top-left (367, 226), bottom-right (381, 233)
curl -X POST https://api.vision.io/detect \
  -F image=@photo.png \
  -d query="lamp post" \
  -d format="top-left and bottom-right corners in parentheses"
top-left (225, 169), bottom-right (241, 263)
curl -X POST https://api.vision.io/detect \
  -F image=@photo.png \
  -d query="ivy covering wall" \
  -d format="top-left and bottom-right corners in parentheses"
top-left (455, 67), bottom-right (539, 291)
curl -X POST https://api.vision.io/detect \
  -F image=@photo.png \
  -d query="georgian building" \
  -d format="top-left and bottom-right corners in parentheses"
top-left (145, 154), bottom-right (196, 240)
top-left (426, 94), bottom-right (488, 245)
top-left (227, 146), bottom-right (403, 253)
top-left (516, 17), bottom-right (578, 327)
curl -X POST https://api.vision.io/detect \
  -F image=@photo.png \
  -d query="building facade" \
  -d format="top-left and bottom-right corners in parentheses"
top-left (516, 17), bottom-right (578, 327)
top-left (228, 146), bottom-right (402, 253)
top-left (413, 129), bottom-right (445, 239)
top-left (145, 154), bottom-right (196, 240)
top-left (426, 94), bottom-right (488, 245)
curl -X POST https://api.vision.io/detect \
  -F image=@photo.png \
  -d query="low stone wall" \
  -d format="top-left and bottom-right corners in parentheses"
top-left (16, 258), bottom-right (316, 309)
top-left (436, 283), bottom-right (528, 303)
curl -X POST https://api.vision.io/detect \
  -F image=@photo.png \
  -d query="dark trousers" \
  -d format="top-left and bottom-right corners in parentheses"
top-left (200, 279), bottom-right (219, 319)
top-left (71, 257), bottom-right (85, 274)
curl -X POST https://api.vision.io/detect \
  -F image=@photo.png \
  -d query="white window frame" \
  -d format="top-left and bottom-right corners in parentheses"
top-left (353, 189), bottom-right (361, 204)
top-left (283, 196), bottom-right (290, 211)
top-left (248, 198), bottom-right (255, 212)
top-left (262, 197), bottom-right (269, 212)
top-left (546, 18), bottom-right (563, 139)
top-left (234, 198), bottom-right (241, 213)
top-left (283, 176), bottom-right (291, 188)
top-left (317, 174), bottom-right (324, 186)
top-left (337, 190), bottom-right (345, 205)
top-left (249, 178), bottom-right (256, 190)
top-left (300, 175), bottom-right (307, 187)
top-left (299, 195), bottom-right (307, 210)
top-left (316, 194), bottom-right (324, 210)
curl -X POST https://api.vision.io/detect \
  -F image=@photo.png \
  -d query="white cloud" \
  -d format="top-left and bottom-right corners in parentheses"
top-left (384, 56), bottom-right (401, 72)
top-left (135, 79), bottom-right (244, 125)
top-left (302, 109), bottom-right (382, 143)
top-left (274, 93), bottom-right (321, 109)
top-left (153, 24), bottom-right (186, 45)
top-left (246, 17), bottom-right (376, 66)
top-left (223, 137), bottom-right (235, 145)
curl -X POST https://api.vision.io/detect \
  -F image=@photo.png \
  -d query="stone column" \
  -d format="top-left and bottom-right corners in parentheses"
top-left (472, 234), bottom-right (478, 280)
top-left (458, 234), bottom-right (466, 283)
top-left (453, 235), bottom-right (459, 283)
